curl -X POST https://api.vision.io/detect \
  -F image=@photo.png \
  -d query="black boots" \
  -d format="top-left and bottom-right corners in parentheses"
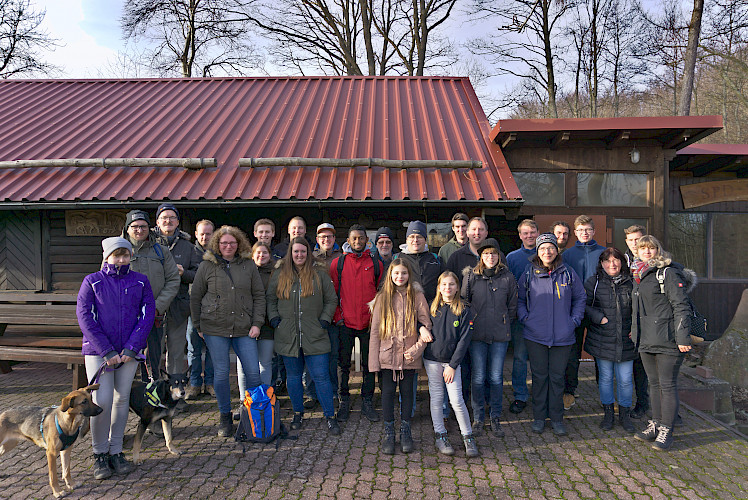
top-left (337, 396), bottom-right (351, 421)
top-left (400, 421), bottom-right (413, 453)
top-left (619, 406), bottom-right (635, 433)
top-left (382, 421), bottom-right (396, 455)
top-left (217, 412), bottom-right (233, 437)
top-left (362, 398), bottom-right (380, 422)
top-left (600, 404), bottom-right (615, 430)
top-left (93, 453), bottom-right (113, 480)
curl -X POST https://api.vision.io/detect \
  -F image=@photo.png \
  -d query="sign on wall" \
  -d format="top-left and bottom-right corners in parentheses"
top-left (680, 179), bottom-right (748, 209)
top-left (65, 210), bottom-right (127, 236)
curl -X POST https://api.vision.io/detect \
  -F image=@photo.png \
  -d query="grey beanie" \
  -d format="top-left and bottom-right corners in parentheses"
top-left (102, 237), bottom-right (133, 260)
top-left (535, 233), bottom-right (559, 253)
top-left (406, 220), bottom-right (427, 238)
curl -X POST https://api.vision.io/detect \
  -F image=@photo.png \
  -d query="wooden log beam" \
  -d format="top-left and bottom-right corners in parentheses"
top-left (0, 158), bottom-right (216, 170)
top-left (238, 157), bottom-right (483, 169)
top-left (550, 131), bottom-right (570, 150)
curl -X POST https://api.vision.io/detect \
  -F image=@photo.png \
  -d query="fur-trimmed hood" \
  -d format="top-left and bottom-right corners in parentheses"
top-left (461, 261), bottom-right (508, 278)
top-left (202, 249), bottom-right (252, 265)
top-left (678, 267), bottom-right (698, 294)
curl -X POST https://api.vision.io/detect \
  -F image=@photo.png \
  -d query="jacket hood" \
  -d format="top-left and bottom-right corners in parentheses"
top-left (203, 249), bottom-right (252, 264)
top-left (680, 267), bottom-right (698, 293)
top-left (461, 261), bottom-right (508, 277)
top-left (273, 258), bottom-right (326, 270)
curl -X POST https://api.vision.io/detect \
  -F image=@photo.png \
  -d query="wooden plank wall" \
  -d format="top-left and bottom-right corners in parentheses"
top-left (669, 175), bottom-right (748, 212)
top-left (691, 281), bottom-right (748, 336)
top-left (49, 212), bottom-right (101, 291)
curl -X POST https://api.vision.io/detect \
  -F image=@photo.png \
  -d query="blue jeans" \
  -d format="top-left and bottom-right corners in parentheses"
top-left (239, 338), bottom-right (275, 395)
top-left (597, 358), bottom-right (634, 407)
top-left (470, 340), bottom-right (509, 422)
top-left (282, 351), bottom-right (335, 418)
top-left (303, 325), bottom-right (339, 399)
top-left (510, 322), bottom-right (528, 402)
top-left (187, 317), bottom-right (213, 387)
top-left (203, 334), bottom-right (261, 414)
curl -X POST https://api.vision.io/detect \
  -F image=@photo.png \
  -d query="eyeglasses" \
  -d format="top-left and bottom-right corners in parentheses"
top-left (219, 241), bottom-right (238, 247)
top-left (317, 234), bottom-right (334, 240)
top-left (129, 225), bottom-right (149, 231)
top-left (158, 216), bottom-right (178, 221)
top-left (575, 228), bottom-right (593, 233)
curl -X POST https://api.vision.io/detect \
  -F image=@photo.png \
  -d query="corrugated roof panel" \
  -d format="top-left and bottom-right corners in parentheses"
top-left (0, 77), bottom-right (520, 203)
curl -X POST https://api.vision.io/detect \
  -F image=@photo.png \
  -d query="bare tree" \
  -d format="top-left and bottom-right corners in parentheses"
top-left (602, 0), bottom-right (643, 116)
top-left (121, 0), bottom-right (260, 77)
top-left (678, 0), bottom-right (704, 115)
top-left (0, 0), bottom-right (58, 78)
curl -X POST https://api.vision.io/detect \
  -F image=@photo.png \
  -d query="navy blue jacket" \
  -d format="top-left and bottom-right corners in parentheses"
top-left (506, 246), bottom-right (535, 281)
top-left (423, 304), bottom-right (473, 369)
top-left (562, 240), bottom-right (605, 283)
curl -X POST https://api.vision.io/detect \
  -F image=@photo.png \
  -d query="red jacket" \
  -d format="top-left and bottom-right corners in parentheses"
top-left (330, 249), bottom-right (384, 330)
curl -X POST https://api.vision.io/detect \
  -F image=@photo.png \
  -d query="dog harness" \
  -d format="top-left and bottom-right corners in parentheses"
top-left (145, 381), bottom-right (167, 408)
top-left (40, 407), bottom-right (81, 451)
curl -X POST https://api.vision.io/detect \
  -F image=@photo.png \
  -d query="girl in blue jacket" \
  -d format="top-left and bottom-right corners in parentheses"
top-left (423, 271), bottom-right (478, 458)
top-left (518, 233), bottom-right (585, 437)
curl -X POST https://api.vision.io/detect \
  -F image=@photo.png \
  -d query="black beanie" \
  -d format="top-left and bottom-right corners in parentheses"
top-left (125, 210), bottom-right (150, 230)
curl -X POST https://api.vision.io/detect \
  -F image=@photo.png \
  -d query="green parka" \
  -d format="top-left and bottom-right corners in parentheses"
top-left (266, 263), bottom-right (338, 358)
top-left (190, 250), bottom-right (266, 337)
top-left (123, 234), bottom-right (180, 315)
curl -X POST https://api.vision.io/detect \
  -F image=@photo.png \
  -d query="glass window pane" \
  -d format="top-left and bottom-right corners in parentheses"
top-left (514, 172), bottom-right (565, 206)
top-left (713, 214), bottom-right (748, 279)
top-left (577, 173), bottom-right (648, 206)
top-left (614, 218), bottom-right (648, 256)
top-left (668, 213), bottom-right (707, 276)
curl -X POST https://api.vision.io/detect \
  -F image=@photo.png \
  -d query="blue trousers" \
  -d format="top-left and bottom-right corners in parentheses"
top-left (469, 340), bottom-right (509, 422)
top-left (596, 358), bottom-right (634, 407)
top-left (283, 350), bottom-right (335, 418)
top-left (203, 334), bottom-right (261, 414)
top-left (186, 316), bottom-right (213, 387)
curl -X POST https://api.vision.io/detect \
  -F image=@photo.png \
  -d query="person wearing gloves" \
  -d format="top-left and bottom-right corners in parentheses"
top-left (122, 209), bottom-right (180, 382)
top-left (518, 233), bottom-right (586, 437)
top-left (77, 237), bottom-right (155, 480)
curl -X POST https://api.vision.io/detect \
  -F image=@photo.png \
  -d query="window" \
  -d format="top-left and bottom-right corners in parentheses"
top-left (514, 172), bottom-right (564, 206)
top-left (668, 213), bottom-right (707, 276)
top-left (577, 173), bottom-right (648, 206)
top-left (713, 214), bottom-right (748, 279)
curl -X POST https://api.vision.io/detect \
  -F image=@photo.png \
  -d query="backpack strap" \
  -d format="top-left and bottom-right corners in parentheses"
top-left (335, 254), bottom-right (345, 297)
top-left (153, 242), bottom-right (165, 265)
top-left (371, 253), bottom-right (381, 286)
top-left (656, 268), bottom-right (666, 294)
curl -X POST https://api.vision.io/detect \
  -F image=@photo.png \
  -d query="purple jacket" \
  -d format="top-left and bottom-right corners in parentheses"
top-left (77, 263), bottom-right (156, 358)
top-left (518, 262), bottom-right (586, 347)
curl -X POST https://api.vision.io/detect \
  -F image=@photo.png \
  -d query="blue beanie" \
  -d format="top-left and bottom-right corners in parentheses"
top-left (406, 220), bottom-right (427, 238)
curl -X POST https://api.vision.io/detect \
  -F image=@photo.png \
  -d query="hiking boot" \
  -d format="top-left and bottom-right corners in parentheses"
top-left (463, 434), bottom-right (480, 458)
top-left (326, 416), bottom-right (341, 435)
top-left (93, 452), bottom-right (113, 480)
top-left (509, 400), bottom-right (526, 414)
top-left (652, 425), bottom-right (673, 451)
top-left (629, 402), bottom-right (649, 419)
top-left (204, 385), bottom-right (216, 397)
top-left (108, 452), bottom-right (133, 475)
top-left (563, 394), bottom-right (575, 410)
top-left (382, 421), bottom-right (396, 455)
top-left (185, 385), bottom-right (202, 400)
top-left (434, 432), bottom-right (454, 456)
top-left (233, 404), bottom-right (243, 421)
top-left (471, 420), bottom-right (484, 436)
top-left (290, 412), bottom-right (303, 431)
top-left (599, 404), bottom-right (615, 431)
top-left (531, 419), bottom-right (545, 434)
top-left (217, 412), bottom-right (233, 437)
top-left (550, 420), bottom-right (568, 436)
top-left (303, 397), bottom-right (318, 410)
top-left (337, 396), bottom-right (351, 421)
top-left (619, 406), bottom-right (635, 433)
top-left (362, 398), bottom-right (380, 422)
top-left (635, 419), bottom-right (659, 442)
top-left (400, 421), bottom-right (414, 454)
top-left (491, 417), bottom-right (505, 437)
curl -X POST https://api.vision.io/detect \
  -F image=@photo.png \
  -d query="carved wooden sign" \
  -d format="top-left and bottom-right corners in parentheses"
top-left (66, 210), bottom-right (127, 236)
top-left (680, 179), bottom-right (748, 209)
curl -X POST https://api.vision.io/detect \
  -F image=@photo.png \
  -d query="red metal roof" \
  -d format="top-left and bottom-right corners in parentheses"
top-left (671, 144), bottom-right (748, 177)
top-left (491, 116), bottom-right (723, 151)
top-left (0, 77), bottom-right (521, 205)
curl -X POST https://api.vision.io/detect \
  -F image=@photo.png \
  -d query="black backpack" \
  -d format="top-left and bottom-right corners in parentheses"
top-left (655, 268), bottom-right (711, 342)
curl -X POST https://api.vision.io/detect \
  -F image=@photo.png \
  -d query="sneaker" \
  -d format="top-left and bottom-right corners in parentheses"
top-left (184, 385), bottom-right (202, 400)
top-left (463, 434), bottom-right (480, 458)
top-left (471, 420), bottom-right (484, 436)
top-left (563, 394), bottom-right (575, 410)
top-left (108, 452), bottom-right (133, 475)
top-left (509, 400), bottom-right (526, 414)
top-left (326, 416), bottom-right (341, 435)
top-left (635, 419), bottom-right (659, 442)
top-left (204, 385), bottom-right (216, 397)
top-left (652, 425), bottom-right (673, 451)
top-left (491, 417), bottom-right (505, 437)
top-left (361, 398), bottom-right (380, 422)
top-left (435, 432), bottom-right (454, 456)
top-left (93, 452), bottom-right (113, 480)
top-left (337, 397), bottom-right (351, 421)
top-left (550, 421), bottom-right (568, 436)
top-left (531, 419), bottom-right (545, 434)
top-left (290, 412), bottom-right (303, 431)
top-left (303, 397), bottom-right (318, 410)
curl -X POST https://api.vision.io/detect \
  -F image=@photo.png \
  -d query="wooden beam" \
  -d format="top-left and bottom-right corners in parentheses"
top-left (606, 130), bottom-right (630, 149)
top-left (238, 157), bottom-right (483, 169)
top-left (550, 131), bottom-right (570, 150)
top-left (0, 158), bottom-right (216, 170)
top-left (500, 133), bottom-right (517, 149)
top-left (662, 130), bottom-right (693, 149)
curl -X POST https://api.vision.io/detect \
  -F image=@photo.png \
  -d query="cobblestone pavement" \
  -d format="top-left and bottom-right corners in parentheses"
top-left (0, 361), bottom-right (746, 499)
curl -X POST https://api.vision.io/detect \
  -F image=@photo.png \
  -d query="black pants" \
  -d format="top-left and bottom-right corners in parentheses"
top-left (338, 326), bottom-right (375, 399)
top-left (639, 352), bottom-right (684, 427)
top-left (141, 324), bottom-right (163, 381)
top-left (633, 354), bottom-right (650, 407)
top-left (527, 340), bottom-right (572, 422)
top-left (380, 369), bottom-right (416, 422)
top-left (564, 325), bottom-right (586, 395)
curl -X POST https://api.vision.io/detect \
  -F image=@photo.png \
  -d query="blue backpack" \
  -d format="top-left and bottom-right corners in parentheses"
top-left (235, 385), bottom-right (282, 444)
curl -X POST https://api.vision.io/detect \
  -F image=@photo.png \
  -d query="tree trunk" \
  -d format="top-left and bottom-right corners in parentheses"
top-left (678, 0), bottom-right (704, 116)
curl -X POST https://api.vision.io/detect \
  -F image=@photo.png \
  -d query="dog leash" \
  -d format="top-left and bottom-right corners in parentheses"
top-left (88, 354), bottom-right (146, 386)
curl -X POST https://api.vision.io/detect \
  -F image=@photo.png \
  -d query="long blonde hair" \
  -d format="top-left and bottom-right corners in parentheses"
top-left (374, 258), bottom-right (418, 340)
top-left (275, 237), bottom-right (320, 299)
top-left (637, 235), bottom-right (672, 269)
top-left (430, 271), bottom-right (466, 317)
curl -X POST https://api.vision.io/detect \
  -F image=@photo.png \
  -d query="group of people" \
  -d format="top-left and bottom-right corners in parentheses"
top-left (76, 208), bottom-right (693, 479)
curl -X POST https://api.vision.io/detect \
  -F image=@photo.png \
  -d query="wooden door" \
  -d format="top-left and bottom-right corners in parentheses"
top-left (0, 211), bottom-right (43, 291)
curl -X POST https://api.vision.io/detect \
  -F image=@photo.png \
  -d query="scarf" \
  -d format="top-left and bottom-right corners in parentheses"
top-left (633, 261), bottom-right (649, 283)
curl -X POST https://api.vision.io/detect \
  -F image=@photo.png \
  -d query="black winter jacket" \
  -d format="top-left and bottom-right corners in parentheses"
top-left (461, 264), bottom-right (517, 343)
top-left (153, 229), bottom-right (202, 326)
top-left (423, 304), bottom-right (473, 368)
top-left (447, 244), bottom-right (507, 284)
top-left (396, 250), bottom-right (446, 304)
top-left (632, 264), bottom-right (694, 354)
top-left (584, 270), bottom-right (636, 362)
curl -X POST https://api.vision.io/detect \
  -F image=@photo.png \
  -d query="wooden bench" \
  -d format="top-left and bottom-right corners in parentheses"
top-left (0, 292), bottom-right (86, 389)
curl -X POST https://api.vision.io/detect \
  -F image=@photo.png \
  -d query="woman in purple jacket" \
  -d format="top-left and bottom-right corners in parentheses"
top-left (77, 237), bottom-right (155, 480)
top-left (518, 233), bottom-right (586, 437)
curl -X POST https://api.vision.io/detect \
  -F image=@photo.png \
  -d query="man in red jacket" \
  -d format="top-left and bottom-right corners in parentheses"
top-left (330, 224), bottom-right (384, 422)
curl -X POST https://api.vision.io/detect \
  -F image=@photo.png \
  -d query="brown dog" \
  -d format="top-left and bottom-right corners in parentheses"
top-left (0, 384), bottom-right (102, 498)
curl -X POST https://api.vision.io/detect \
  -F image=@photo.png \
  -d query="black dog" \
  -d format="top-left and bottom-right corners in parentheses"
top-left (129, 369), bottom-right (188, 463)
